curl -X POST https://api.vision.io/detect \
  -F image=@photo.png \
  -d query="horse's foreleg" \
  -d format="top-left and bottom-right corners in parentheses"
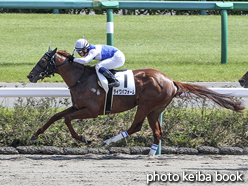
top-left (30, 106), bottom-right (77, 141)
top-left (63, 107), bottom-right (98, 143)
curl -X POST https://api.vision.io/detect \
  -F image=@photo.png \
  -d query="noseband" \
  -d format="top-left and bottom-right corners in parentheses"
top-left (33, 52), bottom-right (67, 79)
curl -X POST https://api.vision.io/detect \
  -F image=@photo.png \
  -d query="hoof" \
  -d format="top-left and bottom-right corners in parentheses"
top-left (82, 136), bottom-right (89, 144)
top-left (147, 154), bottom-right (155, 158)
top-left (101, 142), bottom-right (107, 147)
top-left (87, 141), bottom-right (92, 145)
top-left (30, 136), bottom-right (38, 141)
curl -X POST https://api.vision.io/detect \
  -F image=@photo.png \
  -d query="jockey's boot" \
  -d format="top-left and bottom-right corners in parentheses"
top-left (99, 67), bottom-right (120, 87)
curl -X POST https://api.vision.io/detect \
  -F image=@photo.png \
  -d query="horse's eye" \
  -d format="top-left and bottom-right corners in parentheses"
top-left (41, 59), bottom-right (46, 64)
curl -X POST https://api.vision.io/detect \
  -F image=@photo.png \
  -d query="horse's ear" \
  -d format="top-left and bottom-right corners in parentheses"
top-left (51, 48), bottom-right (57, 55)
top-left (48, 46), bottom-right (52, 52)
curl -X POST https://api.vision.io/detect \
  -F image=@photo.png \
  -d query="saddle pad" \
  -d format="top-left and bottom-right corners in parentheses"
top-left (113, 70), bottom-right (135, 95)
top-left (96, 70), bottom-right (135, 95)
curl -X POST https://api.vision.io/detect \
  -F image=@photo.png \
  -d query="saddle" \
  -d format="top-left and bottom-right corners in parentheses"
top-left (96, 69), bottom-right (135, 115)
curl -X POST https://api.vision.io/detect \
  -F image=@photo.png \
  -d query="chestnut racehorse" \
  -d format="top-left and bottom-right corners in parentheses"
top-left (27, 47), bottom-right (244, 157)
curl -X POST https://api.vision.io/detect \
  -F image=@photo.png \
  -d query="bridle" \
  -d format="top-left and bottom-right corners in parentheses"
top-left (33, 52), bottom-right (68, 79)
top-left (31, 48), bottom-right (83, 89)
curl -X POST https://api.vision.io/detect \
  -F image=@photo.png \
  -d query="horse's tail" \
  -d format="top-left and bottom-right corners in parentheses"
top-left (173, 81), bottom-right (245, 113)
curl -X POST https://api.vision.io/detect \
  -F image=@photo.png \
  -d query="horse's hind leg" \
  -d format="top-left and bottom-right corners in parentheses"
top-left (146, 107), bottom-right (166, 157)
top-left (101, 106), bottom-right (147, 147)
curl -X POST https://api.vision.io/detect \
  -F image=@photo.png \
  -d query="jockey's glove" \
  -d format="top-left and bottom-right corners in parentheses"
top-left (68, 56), bottom-right (74, 63)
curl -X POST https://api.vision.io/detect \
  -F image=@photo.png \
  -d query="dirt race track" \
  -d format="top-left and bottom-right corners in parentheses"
top-left (0, 154), bottom-right (248, 186)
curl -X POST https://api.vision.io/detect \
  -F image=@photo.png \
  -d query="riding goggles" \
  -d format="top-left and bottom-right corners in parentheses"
top-left (75, 48), bottom-right (84, 54)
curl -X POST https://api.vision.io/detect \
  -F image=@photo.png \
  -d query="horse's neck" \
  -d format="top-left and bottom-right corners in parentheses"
top-left (55, 55), bottom-right (86, 88)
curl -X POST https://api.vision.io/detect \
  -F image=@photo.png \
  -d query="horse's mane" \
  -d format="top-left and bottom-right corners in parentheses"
top-left (57, 50), bottom-right (95, 71)
top-left (57, 50), bottom-right (71, 57)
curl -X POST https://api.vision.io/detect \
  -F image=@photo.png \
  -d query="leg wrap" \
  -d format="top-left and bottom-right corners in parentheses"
top-left (103, 131), bottom-right (129, 145)
top-left (110, 131), bottom-right (129, 143)
top-left (148, 144), bottom-right (158, 157)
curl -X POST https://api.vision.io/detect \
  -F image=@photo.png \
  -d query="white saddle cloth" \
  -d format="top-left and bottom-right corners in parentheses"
top-left (96, 70), bottom-right (135, 95)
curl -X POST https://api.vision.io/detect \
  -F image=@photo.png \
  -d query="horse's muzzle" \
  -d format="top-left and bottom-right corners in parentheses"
top-left (27, 74), bottom-right (38, 83)
top-left (239, 78), bottom-right (247, 88)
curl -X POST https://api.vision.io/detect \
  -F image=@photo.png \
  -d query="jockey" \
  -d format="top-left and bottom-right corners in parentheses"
top-left (68, 38), bottom-right (125, 87)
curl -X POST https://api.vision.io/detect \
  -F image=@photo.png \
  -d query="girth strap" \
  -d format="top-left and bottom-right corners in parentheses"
top-left (105, 86), bottom-right (114, 115)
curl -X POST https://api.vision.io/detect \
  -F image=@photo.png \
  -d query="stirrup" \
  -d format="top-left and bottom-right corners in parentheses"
top-left (108, 80), bottom-right (120, 87)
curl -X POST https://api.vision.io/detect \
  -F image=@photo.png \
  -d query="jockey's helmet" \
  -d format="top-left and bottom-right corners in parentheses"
top-left (75, 39), bottom-right (90, 54)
